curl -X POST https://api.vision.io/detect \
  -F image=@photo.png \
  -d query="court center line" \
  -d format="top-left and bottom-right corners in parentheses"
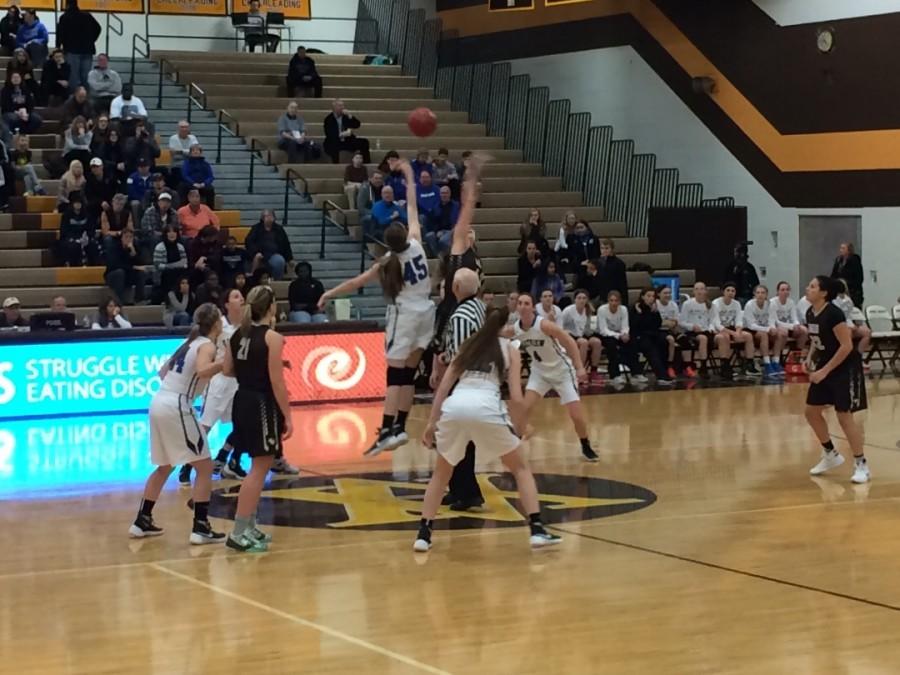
top-left (148, 562), bottom-right (453, 675)
top-left (548, 526), bottom-right (900, 613)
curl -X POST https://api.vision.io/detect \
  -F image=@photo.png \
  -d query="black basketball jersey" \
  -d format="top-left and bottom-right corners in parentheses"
top-left (434, 247), bottom-right (482, 348)
top-left (806, 302), bottom-right (853, 373)
top-left (230, 324), bottom-right (274, 395)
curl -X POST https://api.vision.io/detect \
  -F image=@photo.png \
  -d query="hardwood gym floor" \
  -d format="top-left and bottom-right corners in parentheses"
top-left (3, 379), bottom-right (900, 674)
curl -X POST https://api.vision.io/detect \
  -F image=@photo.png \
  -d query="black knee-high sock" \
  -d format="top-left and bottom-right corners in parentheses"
top-left (193, 501), bottom-right (209, 523)
top-left (381, 414), bottom-right (394, 431)
top-left (139, 498), bottom-right (155, 518)
top-left (395, 410), bottom-right (409, 432)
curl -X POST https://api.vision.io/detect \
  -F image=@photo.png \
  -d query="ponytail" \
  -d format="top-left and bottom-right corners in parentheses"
top-left (241, 285), bottom-right (276, 336)
top-left (379, 254), bottom-right (403, 301)
top-left (240, 302), bottom-right (253, 336)
top-left (166, 302), bottom-right (222, 370)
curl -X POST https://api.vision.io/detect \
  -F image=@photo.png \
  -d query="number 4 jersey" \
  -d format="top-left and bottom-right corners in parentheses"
top-left (389, 238), bottom-right (433, 310)
top-left (158, 336), bottom-right (212, 399)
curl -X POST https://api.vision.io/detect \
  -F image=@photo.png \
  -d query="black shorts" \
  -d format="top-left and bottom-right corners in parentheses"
top-left (231, 389), bottom-right (284, 458)
top-left (676, 332), bottom-right (712, 348)
top-left (806, 362), bottom-right (868, 413)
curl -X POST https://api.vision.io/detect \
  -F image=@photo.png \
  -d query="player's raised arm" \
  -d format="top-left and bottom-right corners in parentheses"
top-left (399, 160), bottom-right (422, 242)
top-left (450, 152), bottom-right (488, 256)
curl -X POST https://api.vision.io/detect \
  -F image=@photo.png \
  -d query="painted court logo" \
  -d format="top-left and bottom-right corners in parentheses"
top-left (0, 362), bottom-right (15, 406)
top-left (301, 346), bottom-right (367, 391)
top-left (210, 473), bottom-right (657, 531)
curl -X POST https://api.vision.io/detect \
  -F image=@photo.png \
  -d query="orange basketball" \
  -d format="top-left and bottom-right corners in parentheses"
top-left (408, 107), bottom-right (438, 137)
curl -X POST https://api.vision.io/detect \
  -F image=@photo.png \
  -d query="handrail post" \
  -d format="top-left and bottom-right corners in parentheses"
top-left (216, 111), bottom-right (223, 164)
top-left (105, 13), bottom-right (109, 55)
top-left (249, 150), bottom-right (255, 194)
top-left (320, 207), bottom-right (326, 259)
top-left (157, 60), bottom-right (164, 109)
top-left (283, 169), bottom-right (290, 226)
top-left (186, 93), bottom-right (191, 123)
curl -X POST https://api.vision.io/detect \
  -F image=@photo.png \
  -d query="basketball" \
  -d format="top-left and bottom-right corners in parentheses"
top-left (408, 107), bottom-right (438, 137)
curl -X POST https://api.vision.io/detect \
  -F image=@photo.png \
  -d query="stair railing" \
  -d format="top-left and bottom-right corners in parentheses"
top-left (130, 33), bottom-right (149, 84)
top-left (156, 58), bottom-right (177, 109)
top-left (105, 13), bottom-right (124, 56)
top-left (216, 110), bottom-right (240, 165)
top-left (282, 167), bottom-right (310, 228)
top-left (186, 82), bottom-right (206, 124)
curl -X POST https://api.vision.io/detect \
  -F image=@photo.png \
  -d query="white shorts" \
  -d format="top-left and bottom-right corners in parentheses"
top-left (526, 367), bottom-right (580, 405)
top-left (149, 391), bottom-right (211, 467)
top-left (435, 388), bottom-right (520, 465)
top-left (385, 302), bottom-right (435, 361)
top-left (199, 374), bottom-right (237, 427)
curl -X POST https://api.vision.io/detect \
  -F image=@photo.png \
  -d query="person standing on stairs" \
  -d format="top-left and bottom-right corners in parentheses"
top-left (55, 0), bottom-right (100, 93)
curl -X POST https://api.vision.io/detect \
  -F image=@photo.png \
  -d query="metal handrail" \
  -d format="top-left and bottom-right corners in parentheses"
top-left (105, 13), bottom-right (123, 56)
top-left (358, 233), bottom-right (386, 295)
top-left (130, 33), bottom-right (149, 84)
top-left (216, 109), bottom-right (240, 165)
top-left (247, 137), bottom-right (273, 193)
top-left (186, 82), bottom-right (206, 123)
top-left (321, 199), bottom-right (349, 260)
top-left (156, 58), bottom-right (177, 109)
top-left (283, 167), bottom-right (310, 228)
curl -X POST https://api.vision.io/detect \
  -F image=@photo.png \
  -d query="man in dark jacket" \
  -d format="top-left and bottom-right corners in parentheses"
top-left (597, 238), bottom-right (628, 301)
top-left (85, 156), bottom-right (116, 219)
top-left (723, 243), bottom-right (760, 306)
top-left (123, 119), bottom-right (159, 174)
top-left (60, 86), bottom-right (94, 127)
top-left (831, 242), bottom-right (864, 308)
top-left (286, 46), bottom-right (322, 97)
top-left (323, 98), bottom-right (370, 164)
top-left (105, 228), bottom-right (147, 304)
top-left (56, 0), bottom-right (100, 92)
top-left (246, 209), bottom-right (294, 280)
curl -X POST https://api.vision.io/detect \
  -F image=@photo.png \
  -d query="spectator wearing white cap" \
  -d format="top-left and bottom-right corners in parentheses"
top-left (85, 156), bottom-right (117, 220)
top-left (0, 297), bottom-right (25, 327)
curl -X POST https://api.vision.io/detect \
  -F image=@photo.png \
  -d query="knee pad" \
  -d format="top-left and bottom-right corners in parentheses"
top-left (403, 367), bottom-right (418, 386)
top-left (386, 366), bottom-right (406, 387)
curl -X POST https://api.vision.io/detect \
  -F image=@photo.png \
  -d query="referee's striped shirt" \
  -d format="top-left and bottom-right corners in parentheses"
top-left (442, 296), bottom-right (486, 363)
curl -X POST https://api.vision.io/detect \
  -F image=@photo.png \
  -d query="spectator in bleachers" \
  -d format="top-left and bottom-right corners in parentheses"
top-left (50, 295), bottom-right (67, 311)
top-left (382, 151), bottom-right (407, 205)
top-left (423, 185), bottom-right (458, 256)
top-left (246, 209), bottom-right (293, 281)
top-left (6, 47), bottom-right (37, 98)
top-left (536, 289), bottom-right (561, 322)
top-left (244, 0), bottom-right (279, 53)
top-left (834, 278), bottom-right (872, 356)
top-left (416, 169), bottom-right (440, 227)
top-left (0, 138), bottom-right (13, 209)
top-left (110, 82), bottom-right (150, 137)
top-left (342, 150), bottom-right (367, 208)
top-left (221, 235), bottom-right (248, 289)
top-left (56, 191), bottom-right (99, 266)
top-left (568, 219), bottom-right (600, 284)
top-left (86, 155), bottom-right (117, 218)
top-left (598, 291), bottom-right (641, 385)
top-left (0, 296), bottom-right (24, 327)
top-left (560, 289), bottom-right (603, 380)
top-left (531, 259), bottom-right (565, 305)
top-left (138, 191), bottom-right (177, 262)
top-left (505, 291), bottom-right (519, 325)
top-left (2, 71), bottom-right (40, 134)
top-left (711, 281), bottom-right (758, 378)
top-left (580, 258), bottom-right (604, 307)
top-left (194, 268), bottom-right (223, 307)
top-left (411, 149), bottom-right (433, 182)
top-left (10, 134), bottom-right (44, 195)
top-left (40, 49), bottom-right (70, 106)
top-left (168, 119), bottom-right (197, 164)
top-left (371, 185), bottom-right (406, 238)
top-left (656, 284), bottom-right (682, 378)
top-left (178, 188), bottom-right (219, 240)
top-left (596, 238), bottom-right (628, 301)
top-left (123, 118), bottom-right (159, 174)
top-left (60, 86), bottom-right (93, 127)
top-left (324, 98), bottom-right (370, 165)
top-left (142, 171), bottom-right (178, 212)
top-left (126, 158), bottom-right (152, 224)
top-left (97, 125), bottom-right (125, 185)
top-left (517, 240), bottom-right (542, 293)
top-left (189, 223), bottom-right (223, 283)
top-left (432, 148), bottom-right (460, 199)
top-left (629, 287), bottom-right (674, 386)
top-left (288, 261), bottom-right (327, 324)
top-left (163, 275), bottom-right (193, 328)
top-left (15, 10), bottom-right (47, 67)
top-left (286, 45), bottom-right (322, 97)
top-left (518, 208), bottom-right (549, 255)
top-left (57, 159), bottom-right (85, 212)
top-left (831, 242), bottom-right (864, 308)
top-left (63, 115), bottom-right (92, 167)
top-left (104, 228), bottom-right (146, 305)
top-left (743, 284), bottom-right (785, 378)
top-left (56, 0), bottom-right (100, 91)
top-left (246, 266), bottom-right (270, 292)
top-left (231, 270), bottom-right (247, 297)
top-left (86, 53), bottom-right (121, 114)
top-left (99, 193), bottom-right (132, 247)
top-left (91, 296), bottom-right (132, 329)
top-left (0, 7), bottom-right (21, 58)
top-left (555, 210), bottom-right (577, 274)
top-left (358, 169), bottom-right (383, 236)
top-left (678, 281), bottom-right (714, 378)
top-left (152, 222), bottom-right (187, 297)
top-left (90, 113), bottom-right (109, 151)
top-left (773, 281), bottom-right (809, 352)
top-left (277, 101), bottom-right (314, 163)
top-left (178, 143), bottom-right (214, 207)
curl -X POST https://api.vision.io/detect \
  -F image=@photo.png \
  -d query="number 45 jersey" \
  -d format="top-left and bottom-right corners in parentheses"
top-left (391, 238), bottom-right (433, 311)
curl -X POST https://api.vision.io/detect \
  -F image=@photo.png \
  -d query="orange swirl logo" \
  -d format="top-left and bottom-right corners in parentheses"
top-left (315, 410), bottom-right (367, 447)
top-left (301, 347), bottom-right (367, 391)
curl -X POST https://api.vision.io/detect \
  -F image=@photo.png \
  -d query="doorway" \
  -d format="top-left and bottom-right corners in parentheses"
top-left (798, 215), bottom-right (861, 289)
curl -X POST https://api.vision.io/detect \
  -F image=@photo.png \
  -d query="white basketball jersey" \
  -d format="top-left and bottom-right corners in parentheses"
top-left (390, 238), bottom-right (432, 310)
top-left (457, 337), bottom-right (511, 391)
top-left (514, 315), bottom-right (573, 375)
top-left (160, 336), bottom-right (212, 398)
top-left (214, 317), bottom-right (237, 360)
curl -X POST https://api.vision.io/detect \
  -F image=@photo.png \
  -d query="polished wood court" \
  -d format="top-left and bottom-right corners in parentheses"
top-left (4, 380), bottom-right (900, 674)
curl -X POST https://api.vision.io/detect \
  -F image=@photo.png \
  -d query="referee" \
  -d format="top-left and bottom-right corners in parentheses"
top-left (433, 268), bottom-right (486, 510)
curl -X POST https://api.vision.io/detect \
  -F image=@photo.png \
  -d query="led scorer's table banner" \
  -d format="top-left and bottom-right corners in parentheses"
top-left (0, 330), bottom-right (385, 420)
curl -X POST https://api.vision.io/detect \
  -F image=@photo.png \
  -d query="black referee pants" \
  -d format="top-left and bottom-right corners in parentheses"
top-left (447, 441), bottom-right (482, 503)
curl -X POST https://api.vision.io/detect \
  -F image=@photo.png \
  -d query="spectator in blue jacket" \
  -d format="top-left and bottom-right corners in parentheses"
top-left (371, 185), bottom-right (406, 239)
top-left (126, 158), bottom-right (152, 226)
top-left (531, 259), bottom-right (566, 305)
top-left (16, 9), bottom-right (48, 67)
top-left (424, 185), bottom-right (459, 256)
top-left (179, 143), bottom-right (215, 207)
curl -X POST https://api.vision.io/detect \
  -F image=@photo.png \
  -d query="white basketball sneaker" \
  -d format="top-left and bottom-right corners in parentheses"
top-left (809, 450), bottom-right (844, 476)
top-left (851, 457), bottom-right (871, 484)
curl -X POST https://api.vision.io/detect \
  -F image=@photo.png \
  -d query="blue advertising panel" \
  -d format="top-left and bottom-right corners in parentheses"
top-left (0, 337), bottom-right (183, 420)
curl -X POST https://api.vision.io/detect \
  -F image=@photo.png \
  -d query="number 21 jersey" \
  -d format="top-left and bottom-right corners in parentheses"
top-left (391, 238), bottom-right (432, 310)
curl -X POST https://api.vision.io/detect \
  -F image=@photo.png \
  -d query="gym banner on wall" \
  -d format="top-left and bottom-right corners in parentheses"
top-left (148, 0), bottom-right (227, 16)
top-left (231, 0), bottom-right (311, 19)
top-left (25, 0), bottom-right (56, 10)
top-left (75, 0), bottom-right (145, 12)
top-left (0, 331), bottom-right (386, 421)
